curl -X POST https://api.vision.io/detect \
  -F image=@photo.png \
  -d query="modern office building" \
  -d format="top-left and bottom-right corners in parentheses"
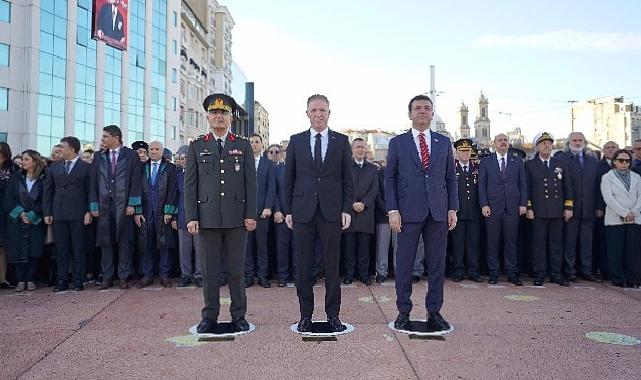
top-left (572, 96), bottom-right (641, 149)
top-left (0, 0), bottom-right (181, 154)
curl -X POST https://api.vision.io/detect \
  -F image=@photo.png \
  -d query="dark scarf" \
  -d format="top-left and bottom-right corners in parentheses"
top-left (613, 169), bottom-right (631, 192)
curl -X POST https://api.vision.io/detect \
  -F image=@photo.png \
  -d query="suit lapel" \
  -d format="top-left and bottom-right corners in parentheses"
top-left (429, 130), bottom-right (440, 173)
top-left (321, 130), bottom-right (338, 174)
top-left (405, 130), bottom-right (422, 169)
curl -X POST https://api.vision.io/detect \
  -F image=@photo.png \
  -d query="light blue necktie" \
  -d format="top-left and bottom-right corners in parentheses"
top-left (151, 162), bottom-right (158, 184)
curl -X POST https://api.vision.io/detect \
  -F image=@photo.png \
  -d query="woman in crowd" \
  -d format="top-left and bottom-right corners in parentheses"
top-left (0, 143), bottom-right (17, 288)
top-left (600, 149), bottom-right (641, 288)
top-left (4, 150), bottom-right (47, 291)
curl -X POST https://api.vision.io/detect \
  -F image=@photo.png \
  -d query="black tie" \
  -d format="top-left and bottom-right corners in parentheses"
top-left (64, 160), bottom-right (71, 175)
top-left (463, 166), bottom-right (468, 173)
top-left (217, 139), bottom-right (223, 156)
top-left (314, 133), bottom-right (322, 168)
top-left (543, 160), bottom-right (548, 169)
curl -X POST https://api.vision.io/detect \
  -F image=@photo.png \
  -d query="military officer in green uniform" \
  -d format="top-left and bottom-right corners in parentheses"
top-left (185, 94), bottom-right (257, 333)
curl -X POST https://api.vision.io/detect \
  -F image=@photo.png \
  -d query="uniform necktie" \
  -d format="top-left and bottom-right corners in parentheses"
top-left (64, 160), bottom-right (71, 175)
top-left (151, 162), bottom-right (158, 184)
top-left (110, 150), bottom-right (117, 176)
top-left (500, 157), bottom-right (506, 177)
top-left (314, 133), bottom-right (322, 168)
top-left (418, 132), bottom-right (430, 170)
top-left (217, 139), bottom-right (223, 156)
top-left (463, 165), bottom-right (468, 173)
top-left (543, 160), bottom-right (549, 169)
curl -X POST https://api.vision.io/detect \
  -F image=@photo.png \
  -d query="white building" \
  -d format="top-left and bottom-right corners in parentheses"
top-left (572, 96), bottom-right (641, 149)
top-left (0, 0), bottom-right (181, 153)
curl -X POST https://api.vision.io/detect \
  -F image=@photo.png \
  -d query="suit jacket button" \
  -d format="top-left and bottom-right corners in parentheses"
top-left (317, 177), bottom-right (320, 182)
top-left (221, 170), bottom-right (225, 174)
top-left (220, 159), bottom-right (224, 163)
top-left (313, 192), bottom-right (318, 196)
top-left (221, 180), bottom-right (225, 184)
top-left (198, 200), bottom-right (201, 204)
top-left (221, 192), bottom-right (225, 197)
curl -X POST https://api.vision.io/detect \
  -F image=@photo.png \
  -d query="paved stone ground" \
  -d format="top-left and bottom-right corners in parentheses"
top-left (2, 278), bottom-right (640, 379)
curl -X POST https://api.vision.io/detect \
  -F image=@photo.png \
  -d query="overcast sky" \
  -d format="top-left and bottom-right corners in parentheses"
top-left (230, 0), bottom-right (641, 145)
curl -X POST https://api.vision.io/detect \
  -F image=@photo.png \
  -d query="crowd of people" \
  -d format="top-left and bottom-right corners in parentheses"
top-left (0, 128), bottom-right (640, 294)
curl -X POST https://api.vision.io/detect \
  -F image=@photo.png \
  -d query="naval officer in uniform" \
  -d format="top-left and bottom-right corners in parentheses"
top-left (185, 94), bottom-right (257, 333)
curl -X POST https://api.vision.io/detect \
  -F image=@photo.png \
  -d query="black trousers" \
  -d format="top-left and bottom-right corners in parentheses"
top-left (485, 212), bottom-right (520, 279)
top-left (342, 232), bottom-right (371, 280)
top-left (605, 224), bottom-right (641, 284)
top-left (450, 218), bottom-right (481, 278)
top-left (293, 208), bottom-right (341, 318)
top-left (275, 221), bottom-right (295, 281)
top-left (16, 259), bottom-right (39, 282)
top-left (531, 218), bottom-right (564, 280)
top-left (563, 218), bottom-right (594, 277)
top-left (244, 218), bottom-right (270, 281)
top-left (200, 227), bottom-right (247, 321)
top-left (102, 200), bottom-right (132, 280)
top-left (53, 220), bottom-right (87, 283)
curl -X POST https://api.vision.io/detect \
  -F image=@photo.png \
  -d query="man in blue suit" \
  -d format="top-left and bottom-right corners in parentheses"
top-left (478, 134), bottom-right (528, 285)
top-left (386, 94), bottom-right (458, 331)
top-left (245, 134), bottom-right (276, 288)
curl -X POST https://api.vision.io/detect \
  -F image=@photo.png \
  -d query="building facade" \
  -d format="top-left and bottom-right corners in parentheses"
top-left (0, 0), bottom-right (181, 153)
top-left (254, 100), bottom-right (269, 144)
top-left (572, 96), bottom-right (641, 149)
top-left (459, 101), bottom-right (470, 139)
top-left (342, 128), bottom-right (397, 161)
top-left (474, 92), bottom-right (491, 147)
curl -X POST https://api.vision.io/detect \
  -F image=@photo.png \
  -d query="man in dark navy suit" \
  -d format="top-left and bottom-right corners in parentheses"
top-left (270, 144), bottom-right (296, 287)
top-left (245, 134), bottom-right (276, 288)
top-left (386, 94), bottom-right (458, 331)
top-left (284, 94), bottom-right (354, 333)
top-left (43, 137), bottom-right (93, 292)
top-left (478, 134), bottom-right (528, 286)
top-left (556, 132), bottom-right (599, 282)
top-left (96, 0), bottom-right (125, 42)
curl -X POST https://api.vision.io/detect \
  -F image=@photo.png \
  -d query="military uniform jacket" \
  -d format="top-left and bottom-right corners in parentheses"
top-left (556, 150), bottom-right (599, 220)
top-left (345, 160), bottom-right (379, 234)
top-left (140, 158), bottom-right (178, 248)
top-left (184, 132), bottom-right (257, 229)
top-left (455, 161), bottom-right (480, 220)
top-left (525, 156), bottom-right (573, 218)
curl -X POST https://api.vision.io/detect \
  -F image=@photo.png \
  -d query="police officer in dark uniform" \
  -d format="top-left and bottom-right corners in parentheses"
top-left (450, 139), bottom-right (482, 282)
top-left (525, 132), bottom-right (573, 287)
top-left (185, 94), bottom-right (257, 333)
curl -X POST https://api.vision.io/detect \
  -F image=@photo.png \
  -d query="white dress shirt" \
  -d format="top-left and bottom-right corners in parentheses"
top-left (411, 128), bottom-right (432, 159)
top-left (309, 127), bottom-right (329, 161)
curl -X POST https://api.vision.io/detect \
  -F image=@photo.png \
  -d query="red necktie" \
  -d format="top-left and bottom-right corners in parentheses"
top-left (419, 132), bottom-right (430, 170)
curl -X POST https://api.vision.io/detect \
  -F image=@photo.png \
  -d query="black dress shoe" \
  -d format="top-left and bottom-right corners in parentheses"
top-left (219, 278), bottom-right (227, 286)
top-left (508, 278), bottom-right (523, 286)
top-left (343, 278), bottom-right (353, 285)
top-left (0, 280), bottom-right (13, 289)
top-left (567, 275), bottom-right (578, 283)
top-left (551, 278), bottom-right (570, 287)
top-left (533, 279), bottom-right (544, 286)
top-left (277, 280), bottom-right (286, 287)
top-left (177, 275), bottom-right (191, 287)
top-left (53, 280), bottom-right (68, 292)
top-left (160, 277), bottom-right (172, 288)
top-left (259, 279), bottom-right (271, 288)
top-left (194, 277), bottom-right (203, 287)
top-left (362, 278), bottom-right (372, 286)
top-left (579, 273), bottom-right (596, 282)
top-left (137, 276), bottom-right (153, 289)
top-left (471, 277), bottom-right (483, 283)
top-left (412, 275), bottom-right (420, 283)
top-left (233, 317), bottom-right (250, 332)
top-left (73, 280), bottom-right (84, 291)
top-left (612, 282), bottom-right (625, 288)
top-left (488, 276), bottom-right (498, 285)
top-left (452, 276), bottom-right (463, 282)
top-left (196, 318), bottom-right (217, 334)
top-left (98, 277), bottom-right (113, 290)
top-left (327, 316), bottom-right (344, 332)
top-left (245, 278), bottom-right (254, 288)
top-left (375, 274), bottom-right (387, 283)
top-left (427, 311), bottom-right (451, 331)
top-left (297, 316), bottom-right (312, 332)
top-left (394, 312), bottom-right (411, 330)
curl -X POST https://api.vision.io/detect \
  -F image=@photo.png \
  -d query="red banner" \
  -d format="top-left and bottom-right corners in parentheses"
top-left (91, 0), bottom-right (128, 51)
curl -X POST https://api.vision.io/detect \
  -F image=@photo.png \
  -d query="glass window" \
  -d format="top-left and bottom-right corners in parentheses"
top-left (40, 11), bottom-right (54, 32)
top-left (40, 32), bottom-right (54, 55)
top-left (173, 11), bottom-right (177, 27)
top-left (54, 16), bottom-right (66, 38)
top-left (0, 87), bottom-right (7, 110)
top-left (171, 68), bottom-right (176, 83)
top-left (0, 0), bottom-right (10, 23)
top-left (0, 43), bottom-right (8, 66)
top-left (173, 40), bottom-right (177, 55)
